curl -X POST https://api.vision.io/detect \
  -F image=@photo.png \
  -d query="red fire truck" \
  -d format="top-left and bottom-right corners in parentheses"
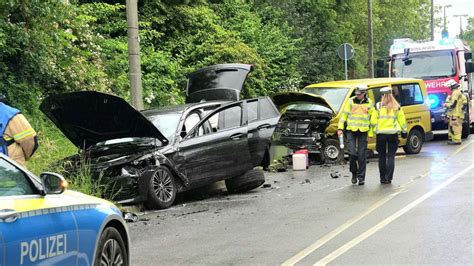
top-left (387, 38), bottom-right (474, 138)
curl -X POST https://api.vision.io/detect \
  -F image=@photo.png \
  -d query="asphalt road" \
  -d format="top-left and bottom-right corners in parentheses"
top-left (128, 134), bottom-right (474, 265)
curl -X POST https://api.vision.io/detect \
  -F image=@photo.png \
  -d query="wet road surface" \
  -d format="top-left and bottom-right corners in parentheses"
top-left (128, 134), bottom-right (473, 265)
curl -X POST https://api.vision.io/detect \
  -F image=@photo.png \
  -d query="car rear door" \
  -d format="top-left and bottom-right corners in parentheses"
top-left (246, 97), bottom-right (281, 167)
top-left (178, 102), bottom-right (252, 186)
top-left (0, 157), bottom-right (78, 266)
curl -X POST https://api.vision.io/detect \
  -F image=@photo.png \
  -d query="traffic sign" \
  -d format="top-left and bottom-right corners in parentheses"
top-left (338, 43), bottom-right (354, 60)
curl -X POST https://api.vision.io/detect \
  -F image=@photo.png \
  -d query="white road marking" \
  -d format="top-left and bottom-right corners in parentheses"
top-left (313, 164), bottom-right (474, 266)
top-left (282, 140), bottom-right (474, 265)
top-left (281, 191), bottom-right (401, 266)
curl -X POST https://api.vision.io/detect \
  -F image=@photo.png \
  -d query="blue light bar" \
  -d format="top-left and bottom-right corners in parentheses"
top-left (428, 94), bottom-right (440, 109)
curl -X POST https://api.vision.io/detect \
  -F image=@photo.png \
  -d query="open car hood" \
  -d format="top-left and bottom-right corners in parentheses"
top-left (40, 91), bottom-right (168, 149)
top-left (271, 92), bottom-right (335, 114)
top-left (185, 63), bottom-right (252, 103)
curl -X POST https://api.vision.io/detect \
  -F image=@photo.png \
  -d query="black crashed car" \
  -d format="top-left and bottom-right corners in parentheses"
top-left (40, 64), bottom-right (280, 209)
top-left (271, 92), bottom-right (343, 163)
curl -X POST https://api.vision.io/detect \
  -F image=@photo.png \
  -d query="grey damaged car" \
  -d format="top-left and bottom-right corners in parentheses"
top-left (40, 64), bottom-right (281, 209)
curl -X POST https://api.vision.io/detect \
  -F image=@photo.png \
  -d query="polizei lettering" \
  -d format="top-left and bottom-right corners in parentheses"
top-left (20, 233), bottom-right (67, 265)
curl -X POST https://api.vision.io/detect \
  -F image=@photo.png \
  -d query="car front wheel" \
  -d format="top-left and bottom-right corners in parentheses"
top-left (145, 167), bottom-right (177, 209)
top-left (321, 138), bottom-right (344, 164)
top-left (94, 227), bottom-right (128, 266)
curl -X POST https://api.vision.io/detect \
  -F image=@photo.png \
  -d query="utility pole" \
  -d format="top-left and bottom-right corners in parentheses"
top-left (454, 14), bottom-right (468, 38)
top-left (430, 0), bottom-right (434, 41)
top-left (367, 0), bottom-right (374, 78)
top-left (126, 0), bottom-right (143, 110)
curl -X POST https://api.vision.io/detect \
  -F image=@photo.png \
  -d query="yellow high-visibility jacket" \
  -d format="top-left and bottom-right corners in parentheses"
top-left (338, 97), bottom-right (374, 132)
top-left (369, 103), bottom-right (407, 137)
top-left (446, 89), bottom-right (467, 118)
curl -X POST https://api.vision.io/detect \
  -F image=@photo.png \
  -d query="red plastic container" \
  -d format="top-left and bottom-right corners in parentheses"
top-left (294, 149), bottom-right (309, 168)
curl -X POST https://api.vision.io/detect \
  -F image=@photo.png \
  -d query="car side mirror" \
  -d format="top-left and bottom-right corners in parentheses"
top-left (404, 59), bottom-right (412, 66)
top-left (465, 62), bottom-right (474, 74)
top-left (180, 129), bottom-right (187, 139)
top-left (40, 172), bottom-right (67, 194)
top-left (465, 52), bottom-right (472, 61)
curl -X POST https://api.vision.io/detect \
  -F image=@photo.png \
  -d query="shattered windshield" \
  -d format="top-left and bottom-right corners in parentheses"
top-left (303, 87), bottom-right (350, 112)
top-left (145, 112), bottom-right (182, 140)
top-left (391, 50), bottom-right (456, 79)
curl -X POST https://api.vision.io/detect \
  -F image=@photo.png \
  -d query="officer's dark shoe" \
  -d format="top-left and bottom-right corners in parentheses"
top-left (358, 180), bottom-right (365, 186)
top-left (381, 180), bottom-right (391, 184)
top-left (447, 141), bottom-right (461, 145)
top-left (351, 173), bottom-right (357, 184)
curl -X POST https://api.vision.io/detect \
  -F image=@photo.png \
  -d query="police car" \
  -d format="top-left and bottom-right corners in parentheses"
top-left (0, 154), bottom-right (130, 265)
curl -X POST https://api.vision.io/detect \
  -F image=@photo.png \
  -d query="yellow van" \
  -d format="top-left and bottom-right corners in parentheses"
top-left (272, 78), bottom-right (433, 163)
top-left (305, 78), bottom-right (433, 155)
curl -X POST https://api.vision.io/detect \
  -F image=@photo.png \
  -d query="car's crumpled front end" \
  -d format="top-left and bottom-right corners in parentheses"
top-left (60, 138), bottom-right (169, 204)
top-left (275, 109), bottom-right (333, 152)
top-left (271, 92), bottom-right (336, 153)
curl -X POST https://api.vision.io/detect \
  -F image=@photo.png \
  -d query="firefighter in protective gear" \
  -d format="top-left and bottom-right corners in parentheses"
top-left (0, 95), bottom-right (38, 166)
top-left (369, 87), bottom-right (407, 184)
top-left (338, 84), bottom-right (375, 185)
top-left (444, 79), bottom-right (467, 144)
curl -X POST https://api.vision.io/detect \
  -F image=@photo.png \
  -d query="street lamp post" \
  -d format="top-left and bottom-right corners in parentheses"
top-left (453, 14), bottom-right (469, 38)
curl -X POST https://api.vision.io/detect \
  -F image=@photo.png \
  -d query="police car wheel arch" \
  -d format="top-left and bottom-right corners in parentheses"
top-left (94, 227), bottom-right (128, 266)
top-left (91, 213), bottom-right (130, 266)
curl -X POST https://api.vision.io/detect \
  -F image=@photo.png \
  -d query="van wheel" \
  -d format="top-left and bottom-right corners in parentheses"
top-left (145, 167), bottom-right (177, 209)
top-left (403, 129), bottom-right (423, 154)
top-left (321, 138), bottom-right (344, 164)
top-left (225, 169), bottom-right (265, 193)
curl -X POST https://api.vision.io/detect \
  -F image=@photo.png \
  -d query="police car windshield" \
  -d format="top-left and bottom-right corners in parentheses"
top-left (303, 87), bottom-right (349, 112)
top-left (391, 50), bottom-right (456, 79)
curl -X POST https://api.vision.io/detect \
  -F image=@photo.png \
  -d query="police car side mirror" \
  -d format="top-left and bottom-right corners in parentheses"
top-left (40, 172), bottom-right (68, 194)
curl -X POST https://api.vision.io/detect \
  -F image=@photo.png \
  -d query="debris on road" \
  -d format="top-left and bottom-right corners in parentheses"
top-left (123, 212), bottom-right (139, 223)
top-left (173, 209), bottom-right (209, 217)
top-left (330, 171), bottom-right (341, 178)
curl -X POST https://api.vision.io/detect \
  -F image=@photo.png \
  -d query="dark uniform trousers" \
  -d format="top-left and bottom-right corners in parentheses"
top-left (376, 133), bottom-right (398, 182)
top-left (346, 130), bottom-right (368, 182)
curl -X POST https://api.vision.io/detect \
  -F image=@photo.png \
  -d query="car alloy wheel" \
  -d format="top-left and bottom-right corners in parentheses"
top-left (101, 238), bottom-right (125, 266)
top-left (95, 227), bottom-right (128, 266)
top-left (146, 166), bottom-right (177, 209)
top-left (152, 168), bottom-right (174, 203)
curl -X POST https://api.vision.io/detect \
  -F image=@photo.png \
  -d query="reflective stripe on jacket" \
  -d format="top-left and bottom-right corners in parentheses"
top-left (0, 103), bottom-right (20, 155)
top-left (369, 103), bottom-right (407, 137)
top-left (338, 97), bottom-right (374, 132)
top-left (446, 89), bottom-right (467, 118)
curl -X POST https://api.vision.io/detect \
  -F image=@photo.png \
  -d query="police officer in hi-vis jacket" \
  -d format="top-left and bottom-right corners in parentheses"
top-left (338, 85), bottom-right (374, 186)
top-left (369, 87), bottom-right (407, 184)
top-left (0, 94), bottom-right (38, 166)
